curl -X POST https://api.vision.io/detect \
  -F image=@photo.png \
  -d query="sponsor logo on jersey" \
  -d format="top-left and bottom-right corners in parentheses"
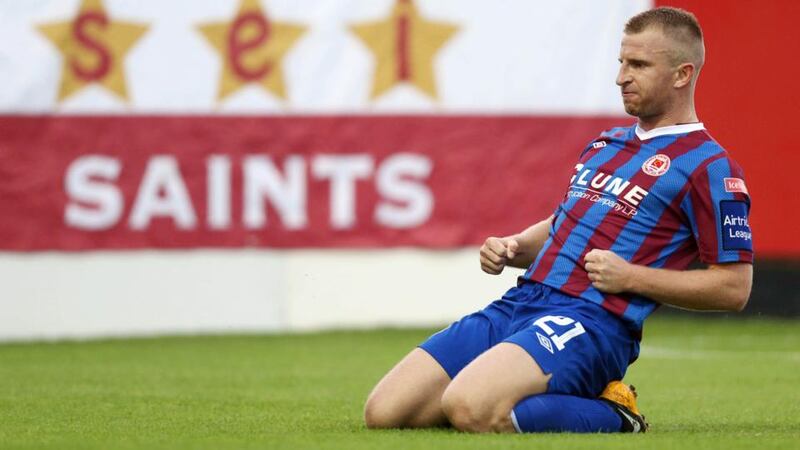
top-left (592, 141), bottom-right (607, 149)
top-left (724, 177), bottom-right (749, 195)
top-left (641, 154), bottom-right (670, 176)
top-left (568, 163), bottom-right (649, 216)
top-left (720, 200), bottom-right (753, 251)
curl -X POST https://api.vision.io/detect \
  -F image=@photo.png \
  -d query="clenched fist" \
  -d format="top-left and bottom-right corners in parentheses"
top-left (480, 237), bottom-right (519, 275)
top-left (584, 249), bottom-right (634, 294)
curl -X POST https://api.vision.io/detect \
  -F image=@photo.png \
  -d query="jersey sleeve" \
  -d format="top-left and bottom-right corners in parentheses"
top-left (681, 155), bottom-right (753, 264)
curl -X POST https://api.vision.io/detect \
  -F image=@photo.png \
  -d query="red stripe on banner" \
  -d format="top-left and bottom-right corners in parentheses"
top-left (0, 115), bottom-right (626, 251)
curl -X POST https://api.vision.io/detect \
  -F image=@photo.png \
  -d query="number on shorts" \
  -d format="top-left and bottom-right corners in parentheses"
top-left (533, 315), bottom-right (586, 351)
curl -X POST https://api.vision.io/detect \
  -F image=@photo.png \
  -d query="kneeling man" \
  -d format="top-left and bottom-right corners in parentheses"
top-left (364, 7), bottom-right (753, 434)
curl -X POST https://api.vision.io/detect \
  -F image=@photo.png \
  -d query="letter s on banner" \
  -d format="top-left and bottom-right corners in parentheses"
top-left (375, 153), bottom-right (433, 228)
top-left (64, 155), bottom-right (123, 230)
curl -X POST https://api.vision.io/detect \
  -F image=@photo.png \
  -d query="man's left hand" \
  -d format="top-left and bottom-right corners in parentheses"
top-left (584, 249), bottom-right (634, 294)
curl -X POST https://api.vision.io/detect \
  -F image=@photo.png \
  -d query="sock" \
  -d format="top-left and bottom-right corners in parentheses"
top-left (510, 393), bottom-right (622, 433)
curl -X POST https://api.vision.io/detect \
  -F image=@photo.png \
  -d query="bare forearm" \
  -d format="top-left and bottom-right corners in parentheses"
top-left (505, 216), bottom-right (554, 269)
top-left (585, 250), bottom-right (753, 312)
top-left (479, 216), bottom-right (555, 275)
top-left (624, 263), bottom-right (753, 312)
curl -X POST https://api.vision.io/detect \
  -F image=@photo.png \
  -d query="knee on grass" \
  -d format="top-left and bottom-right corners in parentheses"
top-left (440, 389), bottom-right (511, 433)
top-left (364, 394), bottom-right (409, 429)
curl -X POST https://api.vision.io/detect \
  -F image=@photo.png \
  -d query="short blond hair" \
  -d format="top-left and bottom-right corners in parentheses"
top-left (625, 7), bottom-right (705, 68)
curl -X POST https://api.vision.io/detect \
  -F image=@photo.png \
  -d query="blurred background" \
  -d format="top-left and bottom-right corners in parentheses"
top-left (1, 0), bottom-right (798, 341)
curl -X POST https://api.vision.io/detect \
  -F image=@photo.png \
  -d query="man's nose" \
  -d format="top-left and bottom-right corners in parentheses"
top-left (616, 66), bottom-right (631, 86)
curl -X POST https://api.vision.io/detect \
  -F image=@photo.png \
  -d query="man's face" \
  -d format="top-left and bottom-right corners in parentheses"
top-left (616, 28), bottom-right (678, 119)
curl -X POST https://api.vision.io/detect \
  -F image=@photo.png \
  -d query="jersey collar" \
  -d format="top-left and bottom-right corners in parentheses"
top-left (635, 122), bottom-right (705, 141)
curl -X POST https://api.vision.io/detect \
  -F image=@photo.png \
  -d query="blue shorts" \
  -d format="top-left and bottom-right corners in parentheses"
top-left (419, 282), bottom-right (640, 398)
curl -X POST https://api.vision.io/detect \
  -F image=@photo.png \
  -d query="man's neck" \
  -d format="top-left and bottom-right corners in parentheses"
top-left (637, 96), bottom-right (699, 131)
top-left (637, 110), bottom-right (699, 131)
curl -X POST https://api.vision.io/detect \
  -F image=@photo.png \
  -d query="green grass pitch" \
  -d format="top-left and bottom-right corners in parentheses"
top-left (1, 316), bottom-right (798, 449)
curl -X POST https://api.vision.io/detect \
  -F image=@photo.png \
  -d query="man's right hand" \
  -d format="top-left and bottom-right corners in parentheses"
top-left (479, 237), bottom-right (520, 275)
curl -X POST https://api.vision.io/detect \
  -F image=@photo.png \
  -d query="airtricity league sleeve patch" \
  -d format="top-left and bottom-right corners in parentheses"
top-left (720, 200), bottom-right (752, 251)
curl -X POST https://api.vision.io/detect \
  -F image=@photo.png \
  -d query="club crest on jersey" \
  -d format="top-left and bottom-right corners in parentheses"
top-left (642, 154), bottom-right (671, 176)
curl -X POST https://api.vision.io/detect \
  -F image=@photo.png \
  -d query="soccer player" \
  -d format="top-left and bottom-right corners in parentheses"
top-left (364, 7), bottom-right (753, 434)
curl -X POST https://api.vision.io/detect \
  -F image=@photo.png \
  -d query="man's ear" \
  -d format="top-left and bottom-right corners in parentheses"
top-left (674, 63), bottom-right (695, 88)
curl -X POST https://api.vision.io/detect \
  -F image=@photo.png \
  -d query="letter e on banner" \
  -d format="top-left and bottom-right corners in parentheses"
top-left (229, 12), bottom-right (271, 81)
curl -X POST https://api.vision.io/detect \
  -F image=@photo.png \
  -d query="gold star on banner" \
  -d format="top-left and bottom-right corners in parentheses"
top-left (350, 0), bottom-right (458, 100)
top-left (198, 0), bottom-right (306, 101)
top-left (37, 0), bottom-right (148, 102)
